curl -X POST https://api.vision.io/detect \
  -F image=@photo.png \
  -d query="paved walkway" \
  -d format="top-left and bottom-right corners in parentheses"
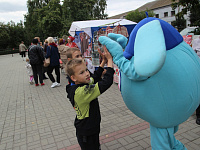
top-left (0, 54), bottom-right (200, 150)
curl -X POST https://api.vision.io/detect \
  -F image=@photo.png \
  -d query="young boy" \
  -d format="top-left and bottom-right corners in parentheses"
top-left (66, 47), bottom-right (107, 84)
top-left (66, 47), bottom-right (114, 150)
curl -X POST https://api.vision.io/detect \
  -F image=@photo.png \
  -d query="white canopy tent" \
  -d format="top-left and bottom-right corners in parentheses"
top-left (68, 19), bottom-right (137, 38)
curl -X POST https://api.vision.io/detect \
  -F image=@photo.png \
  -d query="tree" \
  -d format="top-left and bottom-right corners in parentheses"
top-left (171, 0), bottom-right (200, 34)
top-left (171, 12), bottom-right (186, 32)
top-left (125, 9), bottom-right (155, 23)
top-left (24, 0), bottom-right (62, 42)
top-left (62, 0), bottom-right (107, 34)
top-left (0, 23), bottom-right (10, 49)
top-left (0, 21), bottom-right (26, 49)
top-left (24, 0), bottom-right (41, 42)
top-left (38, 0), bottom-right (63, 38)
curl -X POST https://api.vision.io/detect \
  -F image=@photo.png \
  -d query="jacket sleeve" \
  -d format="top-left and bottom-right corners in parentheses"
top-left (74, 67), bottom-right (114, 103)
top-left (57, 48), bottom-right (60, 59)
top-left (97, 67), bottom-right (114, 94)
top-left (91, 66), bottom-right (104, 83)
top-left (39, 47), bottom-right (45, 61)
top-left (45, 46), bottom-right (51, 58)
top-left (23, 44), bottom-right (27, 50)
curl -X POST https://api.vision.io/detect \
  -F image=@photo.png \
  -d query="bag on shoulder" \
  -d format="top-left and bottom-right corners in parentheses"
top-left (44, 58), bottom-right (50, 67)
top-left (44, 46), bottom-right (51, 67)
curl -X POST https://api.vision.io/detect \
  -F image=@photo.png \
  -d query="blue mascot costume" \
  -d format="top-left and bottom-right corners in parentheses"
top-left (99, 15), bottom-right (200, 149)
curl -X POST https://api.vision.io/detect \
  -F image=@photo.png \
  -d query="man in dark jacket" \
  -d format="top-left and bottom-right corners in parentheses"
top-left (28, 39), bottom-right (45, 86)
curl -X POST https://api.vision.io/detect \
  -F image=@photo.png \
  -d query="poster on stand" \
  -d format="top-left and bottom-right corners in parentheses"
top-left (113, 64), bottom-right (119, 84)
top-left (192, 35), bottom-right (200, 57)
top-left (68, 19), bottom-right (137, 82)
top-left (183, 35), bottom-right (193, 46)
top-left (92, 51), bottom-right (100, 67)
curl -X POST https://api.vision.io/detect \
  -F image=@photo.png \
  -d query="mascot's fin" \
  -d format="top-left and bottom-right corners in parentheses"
top-left (134, 20), bottom-right (166, 77)
top-left (108, 33), bottom-right (128, 49)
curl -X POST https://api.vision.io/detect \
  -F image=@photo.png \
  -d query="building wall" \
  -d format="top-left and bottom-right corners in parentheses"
top-left (153, 5), bottom-right (190, 27)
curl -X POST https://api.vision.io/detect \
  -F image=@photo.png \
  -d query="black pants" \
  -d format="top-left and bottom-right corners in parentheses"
top-left (47, 65), bottom-right (60, 83)
top-left (31, 64), bottom-right (43, 84)
top-left (21, 51), bottom-right (26, 58)
top-left (76, 133), bottom-right (101, 150)
top-left (196, 105), bottom-right (200, 118)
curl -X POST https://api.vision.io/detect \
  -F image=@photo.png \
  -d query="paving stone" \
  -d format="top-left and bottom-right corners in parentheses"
top-left (1, 54), bottom-right (200, 150)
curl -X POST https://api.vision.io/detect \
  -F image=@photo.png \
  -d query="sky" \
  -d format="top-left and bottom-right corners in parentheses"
top-left (0, 0), bottom-right (155, 24)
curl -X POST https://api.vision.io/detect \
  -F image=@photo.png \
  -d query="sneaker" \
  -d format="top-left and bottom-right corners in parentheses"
top-left (29, 81), bottom-right (34, 85)
top-left (41, 83), bottom-right (45, 86)
top-left (56, 83), bottom-right (61, 87)
top-left (51, 82), bottom-right (58, 88)
top-left (35, 84), bottom-right (39, 86)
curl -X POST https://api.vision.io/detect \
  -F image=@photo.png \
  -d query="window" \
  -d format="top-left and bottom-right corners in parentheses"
top-left (155, 14), bottom-right (159, 18)
top-left (164, 12), bottom-right (168, 17)
top-left (171, 11), bottom-right (175, 16)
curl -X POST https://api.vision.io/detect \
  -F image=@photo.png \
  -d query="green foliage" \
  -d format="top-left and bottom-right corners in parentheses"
top-left (1, 0), bottom-right (107, 49)
top-left (63, 0), bottom-right (106, 21)
top-left (171, 12), bottom-right (186, 32)
top-left (171, 0), bottom-right (200, 33)
top-left (0, 21), bottom-right (26, 49)
top-left (125, 9), bottom-right (155, 23)
top-left (38, 0), bottom-right (63, 37)
top-left (0, 23), bottom-right (10, 49)
top-left (24, 0), bottom-right (107, 43)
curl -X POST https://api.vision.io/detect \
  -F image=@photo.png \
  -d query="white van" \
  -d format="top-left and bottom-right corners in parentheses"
top-left (180, 27), bottom-right (199, 36)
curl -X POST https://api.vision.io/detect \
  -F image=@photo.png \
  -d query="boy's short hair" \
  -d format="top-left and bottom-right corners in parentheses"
top-left (66, 58), bottom-right (85, 76)
top-left (66, 47), bottom-right (81, 59)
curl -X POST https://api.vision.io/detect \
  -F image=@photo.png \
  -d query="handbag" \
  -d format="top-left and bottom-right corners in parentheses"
top-left (44, 46), bottom-right (51, 67)
top-left (44, 58), bottom-right (50, 67)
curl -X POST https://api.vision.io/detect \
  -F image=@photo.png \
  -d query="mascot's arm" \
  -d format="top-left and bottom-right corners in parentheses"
top-left (105, 20), bottom-right (166, 78)
top-left (99, 36), bottom-right (148, 81)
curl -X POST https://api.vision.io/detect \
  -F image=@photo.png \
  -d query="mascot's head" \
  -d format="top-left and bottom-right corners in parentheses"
top-left (123, 15), bottom-right (183, 60)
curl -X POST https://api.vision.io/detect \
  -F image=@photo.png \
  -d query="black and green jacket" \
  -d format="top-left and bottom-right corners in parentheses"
top-left (66, 67), bottom-right (114, 136)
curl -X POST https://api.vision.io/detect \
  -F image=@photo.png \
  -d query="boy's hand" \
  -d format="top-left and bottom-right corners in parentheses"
top-left (98, 48), bottom-right (107, 63)
top-left (103, 46), bottom-right (112, 60)
top-left (103, 46), bottom-right (113, 68)
top-left (98, 48), bottom-right (107, 68)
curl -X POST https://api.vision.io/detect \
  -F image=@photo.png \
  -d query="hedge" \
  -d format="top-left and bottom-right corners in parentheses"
top-left (0, 48), bottom-right (20, 55)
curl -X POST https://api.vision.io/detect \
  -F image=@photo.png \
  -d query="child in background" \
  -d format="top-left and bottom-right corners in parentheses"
top-left (66, 46), bottom-right (114, 150)
top-left (25, 58), bottom-right (34, 84)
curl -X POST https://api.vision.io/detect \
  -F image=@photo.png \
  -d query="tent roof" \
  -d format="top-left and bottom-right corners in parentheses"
top-left (68, 19), bottom-right (137, 37)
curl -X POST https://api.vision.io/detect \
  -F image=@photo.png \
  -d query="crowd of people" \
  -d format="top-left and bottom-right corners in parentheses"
top-left (22, 36), bottom-right (78, 88)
